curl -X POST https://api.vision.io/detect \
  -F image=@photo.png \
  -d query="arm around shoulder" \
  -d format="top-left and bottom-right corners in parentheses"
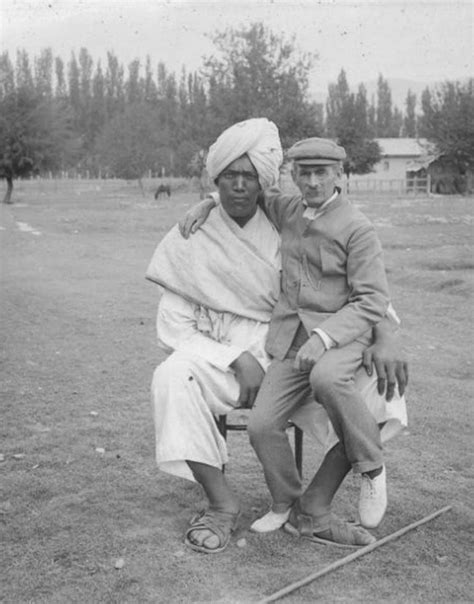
top-left (178, 195), bottom-right (218, 238)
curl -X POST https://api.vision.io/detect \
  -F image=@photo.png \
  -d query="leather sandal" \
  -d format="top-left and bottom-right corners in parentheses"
top-left (184, 509), bottom-right (241, 554)
top-left (284, 500), bottom-right (376, 549)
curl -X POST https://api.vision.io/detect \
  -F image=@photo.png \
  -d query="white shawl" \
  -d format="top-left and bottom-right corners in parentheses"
top-left (146, 206), bottom-right (280, 323)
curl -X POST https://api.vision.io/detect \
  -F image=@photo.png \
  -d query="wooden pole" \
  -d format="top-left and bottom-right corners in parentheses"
top-left (258, 505), bottom-right (452, 604)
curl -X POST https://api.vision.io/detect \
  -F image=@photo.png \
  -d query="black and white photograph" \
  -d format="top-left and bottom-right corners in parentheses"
top-left (1, 1), bottom-right (472, 601)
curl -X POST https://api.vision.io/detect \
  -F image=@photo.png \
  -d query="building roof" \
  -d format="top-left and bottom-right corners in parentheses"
top-left (375, 138), bottom-right (436, 157)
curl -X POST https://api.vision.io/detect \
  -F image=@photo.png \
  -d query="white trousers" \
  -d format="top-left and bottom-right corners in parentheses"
top-left (152, 350), bottom-right (241, 481)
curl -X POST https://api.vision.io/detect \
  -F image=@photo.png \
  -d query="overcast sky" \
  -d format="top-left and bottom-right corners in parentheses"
top-left (1, 0), bottom-right (472, 97)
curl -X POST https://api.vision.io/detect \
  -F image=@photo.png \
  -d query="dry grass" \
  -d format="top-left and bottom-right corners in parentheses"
top-left (1, 181), bottom-right (473, 603)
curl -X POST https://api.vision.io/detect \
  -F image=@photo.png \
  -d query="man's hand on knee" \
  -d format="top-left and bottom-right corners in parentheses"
top-left (294, 335), bottom-right (326, 372)
top-left (363, 339), bottom-right (408, 401)
top-left (230, 352), bottom-right (265, 408)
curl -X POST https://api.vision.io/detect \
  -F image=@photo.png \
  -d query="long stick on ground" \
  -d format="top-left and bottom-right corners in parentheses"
top-left (258, 505), bottom-right (452, 604)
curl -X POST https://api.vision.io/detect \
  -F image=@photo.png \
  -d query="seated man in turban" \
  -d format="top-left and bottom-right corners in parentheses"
top-left (148, 119), bottom-right (407, 553)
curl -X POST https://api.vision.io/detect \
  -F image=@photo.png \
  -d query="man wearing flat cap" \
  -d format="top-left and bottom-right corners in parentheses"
top-left (179, 132), bottom-right (407, 548)
top-left (244, 136), bottom-right (395, 545)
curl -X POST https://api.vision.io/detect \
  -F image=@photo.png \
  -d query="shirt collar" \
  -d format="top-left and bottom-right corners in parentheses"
top-left (302, 189), bottom-right (339, 221)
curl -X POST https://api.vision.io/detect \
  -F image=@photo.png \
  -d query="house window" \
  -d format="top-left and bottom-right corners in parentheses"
top-left (383, 160), bottom-right (390, 171)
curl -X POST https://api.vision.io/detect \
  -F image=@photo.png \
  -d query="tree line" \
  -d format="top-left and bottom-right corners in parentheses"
top-left (1, 22), bottom-right (472, 202)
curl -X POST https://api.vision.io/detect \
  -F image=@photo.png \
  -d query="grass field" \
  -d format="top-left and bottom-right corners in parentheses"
top-left (1, 179), bottom-right (473, 603)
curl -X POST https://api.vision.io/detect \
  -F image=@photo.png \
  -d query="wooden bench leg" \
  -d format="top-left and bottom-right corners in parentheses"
top-left (294, 425), bottom-right (303, 479)
top-left (216, 414), bottom-right (227, 439)
top-left (217, 415), bottom-right (304, 479)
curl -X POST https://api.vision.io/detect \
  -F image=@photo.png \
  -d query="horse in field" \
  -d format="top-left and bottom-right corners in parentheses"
top-left (154, 184), bottom-right (171, 199)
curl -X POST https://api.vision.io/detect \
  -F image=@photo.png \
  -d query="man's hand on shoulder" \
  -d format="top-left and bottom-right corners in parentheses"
top-left (230, 351), bottom-right (265, 409)
top-left (363, 335), bottom-right (408, 402)
top-left (294, 334), bottom-right (326, 372)
top-left (178, 197), bottom-right (216, 238)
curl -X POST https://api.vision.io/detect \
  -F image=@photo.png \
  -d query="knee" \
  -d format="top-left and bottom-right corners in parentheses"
top-left (152, 352), bottom-right (195, 391)
top-left (309, 361), bottom-right (342, 399)
top-left (248, 411), bottom-right (273, 447)
top-left (247, 412), bottom-right (266, 445)
top-left (248, 408), bottom-right (286, 448)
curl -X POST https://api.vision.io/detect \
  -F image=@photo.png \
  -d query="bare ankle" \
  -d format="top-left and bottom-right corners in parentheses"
top-left (208, 501), bottom-right (240, 515)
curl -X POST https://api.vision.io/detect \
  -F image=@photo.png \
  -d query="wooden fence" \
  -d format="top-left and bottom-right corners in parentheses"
top-left (342, 176), bottom-right (431, 196)
top-left (8, 174), bottom-right (444, 198)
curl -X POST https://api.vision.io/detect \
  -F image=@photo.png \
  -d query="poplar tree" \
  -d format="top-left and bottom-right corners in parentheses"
top-left (326, 71), bottom-right (381, 178)
top-left (403, 90), bottom-right (417, 137)
top-left (376, 74), bottom-right (393, 137)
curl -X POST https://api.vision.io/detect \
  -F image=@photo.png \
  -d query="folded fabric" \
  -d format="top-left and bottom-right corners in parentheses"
top-left (146, 206), bottom-right (280, 323)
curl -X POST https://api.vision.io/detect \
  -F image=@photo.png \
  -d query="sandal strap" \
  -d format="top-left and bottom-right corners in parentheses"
top-left (185, 509), bottom-right (240, 545)
top-left (289, 503), bottom-right (372, 546)
top-left (289, 501), bottom-right (331, 536)
top-left (325, 515), bottom-right (368, 545)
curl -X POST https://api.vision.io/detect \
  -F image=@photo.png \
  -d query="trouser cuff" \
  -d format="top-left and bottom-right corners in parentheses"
top-left (271, 501), bottom-right (294, 513)
top-left (352, 460), bottom-right (384, 474)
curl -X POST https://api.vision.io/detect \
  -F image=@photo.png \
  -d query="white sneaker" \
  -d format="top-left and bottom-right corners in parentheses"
top-left (359, 465), bottom-right (387, 529)
top-left (250, 509), bottom-right (291, 533)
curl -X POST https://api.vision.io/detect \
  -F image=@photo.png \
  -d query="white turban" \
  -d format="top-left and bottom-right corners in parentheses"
top-left (206, 118), bottom-right (283, 189)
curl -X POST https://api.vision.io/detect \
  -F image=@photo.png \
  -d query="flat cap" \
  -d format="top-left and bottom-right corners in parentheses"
top-left (287, 137), bottom-right (346, 165)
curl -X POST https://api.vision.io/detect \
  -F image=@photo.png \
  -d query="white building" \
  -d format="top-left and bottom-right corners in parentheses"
top-left (370, 138), bottom-right (437, 180)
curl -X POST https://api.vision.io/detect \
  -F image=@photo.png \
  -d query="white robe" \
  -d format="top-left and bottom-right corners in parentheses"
top-left (151, 208), bottom-right (407, 482)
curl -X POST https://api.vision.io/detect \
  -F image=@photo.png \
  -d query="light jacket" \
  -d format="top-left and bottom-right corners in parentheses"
top-left (263, 188), bottom-right (390, 360)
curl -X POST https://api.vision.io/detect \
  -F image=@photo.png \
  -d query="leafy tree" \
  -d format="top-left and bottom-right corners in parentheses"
top-left (78, 48), bottom-right (93, 145)
top-left (187, 72), bottom-right (208, 145)
top-left (34, 48), bottom-right (53, 99)
top-left (367, 98), bottom-right (376, 138)
top-left (403, 89), bottom-right (417, 137)
top-left (95, 103), bottom-right (161, 188)
top-left (0, 51), bottom-right (15, 100)
top-left (68, 52), bottom-right (81, 128)
top-left (203, 22), bottom-right (321, 146)
top-left (391, 107), bottom-right (403, 137)
top-left (326, 69), bottom-right (351, 137)
top-left (54, 56), bottom-right (67, 99)
top-left (0, 82), bottom-right (79, 203)
top-left (105, 52), bottom-right (125, 120)
top-left (16, 49), bottom-right (34, 91)
top-left (91, 61), bottom-right (107, 134)
top-left (143, 56), bottom-right (158, 104)
top-left (126, 59), bottom-right (141, 105)
top-left (375, 74), bottom-right (393, 137)
top-left (326, 71), bottom-right (381, 178)
top-left (418, 79), bottom-right (474, 172)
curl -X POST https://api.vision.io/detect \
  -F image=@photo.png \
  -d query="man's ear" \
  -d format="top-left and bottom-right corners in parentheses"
top-left (333, 163), bottom-right (344, 187)
top-left (290, 162), bottom-right (298, 181)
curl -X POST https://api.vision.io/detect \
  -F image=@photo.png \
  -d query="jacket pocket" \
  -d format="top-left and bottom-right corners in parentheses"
top-left (319, 242), bottom-right (346, 276)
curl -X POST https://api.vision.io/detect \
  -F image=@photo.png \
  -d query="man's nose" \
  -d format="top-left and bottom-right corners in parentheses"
top-left (309, 173), bottom-right (318, 187)
top-left (234, 174), bottom-right (245, 189)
